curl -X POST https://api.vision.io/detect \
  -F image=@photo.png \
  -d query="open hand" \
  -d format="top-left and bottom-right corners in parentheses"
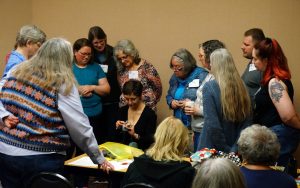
top-left (98, 160), bottom-right (114, 174)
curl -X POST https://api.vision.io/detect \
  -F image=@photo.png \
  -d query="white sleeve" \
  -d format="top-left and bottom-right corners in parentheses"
top-left (0, 69), bottom-right (14, 122)
top-left (58, 85), bottom-right (105, 164)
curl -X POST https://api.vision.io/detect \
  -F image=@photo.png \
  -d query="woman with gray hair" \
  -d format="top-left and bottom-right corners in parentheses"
top-left (114, 39), bottom-right (162, 111)
top-left (0, 38), bottom-right (113, 188)
top-left (238, 124), bottom-right (297, 188)
top-left (2, 25), bottom-right (46, 78)
top-left (166, 49), bottom-right (208, 128)
top-left (198, 48), bottom-right (252, 152)
top-left (192, 158), bottom-right (246, 188)
top-left (184, 40), bottom-right (225, 151)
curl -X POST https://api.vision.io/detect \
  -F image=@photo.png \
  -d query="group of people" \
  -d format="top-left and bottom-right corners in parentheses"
top-left (0, 24), bottom-right (299, 188)
top-left (123, 119), bottom-right (297, 188)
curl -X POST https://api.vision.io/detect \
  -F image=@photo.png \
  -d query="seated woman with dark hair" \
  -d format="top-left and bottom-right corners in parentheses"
top-left (238, 124), bottom-right (297, 188)
top-left (115, 79), bottom-right (157, 151)
top-left (121, 116), bottom-right (195, 188)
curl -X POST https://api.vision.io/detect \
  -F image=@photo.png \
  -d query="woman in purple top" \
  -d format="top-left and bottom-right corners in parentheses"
top-left (238, 125), bottom-right (297, 188)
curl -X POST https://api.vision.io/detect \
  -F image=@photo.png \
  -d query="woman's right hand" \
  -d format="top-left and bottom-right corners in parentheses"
top-left (171, 100), bottom-right (185, 109)
top-left (184, 105), bottom-right (195, 115)
top-left (116, 120), bottom-right (126, 129)
top-left (78, 85), bottom-right (93, 97)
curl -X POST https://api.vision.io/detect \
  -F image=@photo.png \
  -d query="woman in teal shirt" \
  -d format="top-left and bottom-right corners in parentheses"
top-left (73, 38), bottom-right (110, 144)
top-left (72, 38), bottom-right (110, 187)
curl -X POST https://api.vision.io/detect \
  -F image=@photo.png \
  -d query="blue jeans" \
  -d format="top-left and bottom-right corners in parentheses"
top-left (270, 124), bottom-right (300, 167)
top-left (0, 153), bottom-right (65, 188)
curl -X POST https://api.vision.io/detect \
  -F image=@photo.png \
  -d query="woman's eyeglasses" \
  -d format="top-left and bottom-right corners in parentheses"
top-left (78, 51), bottom-right (91, 57)
top-left (117, 55), bottom-right (129, 62)
top-left (171, 65), bottom-right (184, 72)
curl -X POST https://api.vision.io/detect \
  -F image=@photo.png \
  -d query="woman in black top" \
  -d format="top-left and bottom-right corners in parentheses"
top-left (252, 38), bottom-right (300, 168)
top-left (115, 79), bottom-right (157, 150)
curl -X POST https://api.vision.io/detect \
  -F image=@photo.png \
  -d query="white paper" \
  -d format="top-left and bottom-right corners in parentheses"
top-left (68, 156), bottom-right (96, 167)
top-left (67, 156), bottom-right (133, 171)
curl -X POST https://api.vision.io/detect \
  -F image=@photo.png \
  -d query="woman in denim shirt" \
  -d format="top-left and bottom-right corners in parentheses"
top-left (166, 48), bottom-right (208, 129)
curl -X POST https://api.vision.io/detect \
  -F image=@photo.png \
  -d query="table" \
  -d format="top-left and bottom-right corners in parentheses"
top-left (64, 142), bottom-right (144, 188)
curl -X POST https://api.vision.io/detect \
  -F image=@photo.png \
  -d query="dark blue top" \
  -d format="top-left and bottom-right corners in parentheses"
top-left (240, 166), bottom-right (297, 188)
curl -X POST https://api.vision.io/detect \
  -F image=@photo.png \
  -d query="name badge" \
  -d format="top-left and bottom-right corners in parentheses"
top-left (129, 71), bottom-right (139, 79)
top-left (188, 79), bottom-right (200, 87)
top-left (100, 64), bottom-right (108, 73)
top-left (248, 63), bottom-right (257, 72)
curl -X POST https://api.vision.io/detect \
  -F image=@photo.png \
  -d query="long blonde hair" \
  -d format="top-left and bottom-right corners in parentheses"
top-left (146, 116), bottom-right (189, 161)
top-left (12, 38), bottom-right (76, 95)
top-left (210, 48), bottom-right (251, 122)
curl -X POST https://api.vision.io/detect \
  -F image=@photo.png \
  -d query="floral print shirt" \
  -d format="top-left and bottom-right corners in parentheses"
top-left (118, 60), bottom-right (162, 111)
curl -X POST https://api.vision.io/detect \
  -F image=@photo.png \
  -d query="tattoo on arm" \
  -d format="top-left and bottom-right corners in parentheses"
top-left (270, 81), bottom-right (285, 102)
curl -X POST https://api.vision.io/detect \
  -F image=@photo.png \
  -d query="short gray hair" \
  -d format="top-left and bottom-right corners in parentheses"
top-left (192, 158), bottom-right (246, 188)
top-left (237, 124), bottom-right (280, 165)
top-left (170, 48), bottom-right (196, 75)
top-left (16, 25), bottom-right (46, 47)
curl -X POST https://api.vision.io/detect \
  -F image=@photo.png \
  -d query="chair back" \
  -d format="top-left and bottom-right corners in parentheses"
top-left (122, 182), bottom-right (155, 188)
top-left (29, 172), bottom-right (72, 188)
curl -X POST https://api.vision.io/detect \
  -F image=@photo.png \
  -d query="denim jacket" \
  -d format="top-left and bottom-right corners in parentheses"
top-left (166, 67), bottom-right (208, 127)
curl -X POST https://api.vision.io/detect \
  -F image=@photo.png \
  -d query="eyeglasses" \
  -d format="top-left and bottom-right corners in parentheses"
top-left (171, 65), bottom-right (184, 72)
top-left (78, 51), bottom-right (92, 57)
top-left (117, 55), bottom-right (129, 62)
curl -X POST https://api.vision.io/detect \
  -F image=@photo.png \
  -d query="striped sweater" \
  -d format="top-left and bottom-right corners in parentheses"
top-left (0, 77), bottom-right (70, 152)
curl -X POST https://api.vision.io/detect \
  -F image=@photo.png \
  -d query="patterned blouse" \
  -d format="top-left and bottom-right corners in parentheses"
top-left (118, 60), bottom-right (162, 111)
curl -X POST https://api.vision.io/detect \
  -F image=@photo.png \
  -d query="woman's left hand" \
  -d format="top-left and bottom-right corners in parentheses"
top-left (3, 115), bottom-right (19, 128)
top-left (127, 127), bottom-right (135, 136)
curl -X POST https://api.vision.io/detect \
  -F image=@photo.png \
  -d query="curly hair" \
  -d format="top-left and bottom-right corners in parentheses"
top-left (199, 40), bottom-right (225, 65)
top-left (237, 124), bottom-right (280, 165)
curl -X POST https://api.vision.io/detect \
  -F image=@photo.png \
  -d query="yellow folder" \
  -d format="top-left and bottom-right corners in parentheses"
top-left (99, 142), bottom-right (144, 160)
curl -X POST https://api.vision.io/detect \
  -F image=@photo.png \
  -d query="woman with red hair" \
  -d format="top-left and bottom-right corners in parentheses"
top-left (252, 38), bottom-right (300, 170)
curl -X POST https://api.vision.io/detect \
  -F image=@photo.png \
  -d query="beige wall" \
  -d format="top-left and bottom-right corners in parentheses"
top-left (0, 0), bottom-right (32, 72)
top-left (1, 0), bottom-right (300, 160)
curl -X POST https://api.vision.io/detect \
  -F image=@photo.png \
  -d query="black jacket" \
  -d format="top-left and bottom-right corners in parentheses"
top-left (121, 154), bottom-right (195, 188)
top-left (93, 44), bottom-right (121, 104)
